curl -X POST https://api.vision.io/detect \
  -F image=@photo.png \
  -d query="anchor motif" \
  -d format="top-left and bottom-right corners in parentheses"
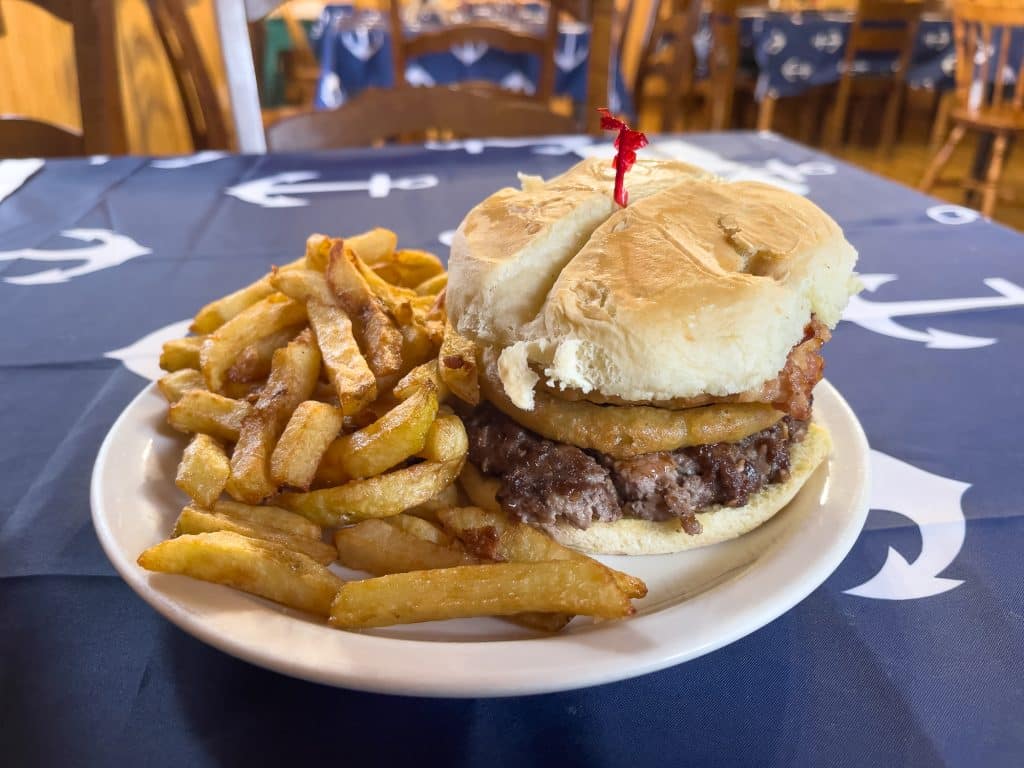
top-left (151, 151), bottom-right (229, 169)
top-left (426, 135), bottom-right (595, 156)
top-left (845, 450), bottom-right (967, 600)
top-left (781, 57), bottom-right (813, 81)
top-left (0, 158), bottom-right (44, 205)
top-left (843, 273), bottom-right (1024, 349)
top-left (226, 171), bottom-right (439, 208)
top-left (105, 318), bottom-right (192, 381)
top-left (450, 41), bottom-right (488, 66)
top-left (0, 229), bottom-right (151, 285)
top-left (811, 28), bottom-right (843, 53)
top-left (341, 27), bottom-right (384, 62)
top-left (554, 33), bottom-right (588, 72)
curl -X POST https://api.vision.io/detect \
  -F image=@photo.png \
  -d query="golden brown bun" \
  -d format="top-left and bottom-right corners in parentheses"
top-left (459, 423), bottom-right (831, 556)
top-left (448, 159), bottom-right (858, 410)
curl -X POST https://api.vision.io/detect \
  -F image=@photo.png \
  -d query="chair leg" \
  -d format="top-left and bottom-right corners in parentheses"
top-left (824, 77), bottom-right (853, 151)
top-left (919, 123), bottom-right (966, 191)
top-left (757, 96), bottom-right (776, 132)
top-left (981, 132), bottom-right (1009, 218)
top-left (879, 84), bottom-right (904, 158)
top-left (929, 91), bottom-right (953, 154)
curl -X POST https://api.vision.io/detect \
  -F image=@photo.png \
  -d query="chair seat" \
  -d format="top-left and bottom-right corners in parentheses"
top-left (953, 105), bottom-right (1024, 133)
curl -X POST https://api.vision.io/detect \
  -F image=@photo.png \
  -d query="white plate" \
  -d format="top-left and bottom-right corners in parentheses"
top-left (92, 380), bottom-right (870, 697)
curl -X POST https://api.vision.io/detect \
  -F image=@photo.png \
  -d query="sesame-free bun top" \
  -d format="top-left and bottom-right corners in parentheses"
top-left (447, 158), bottom-right (858, 409)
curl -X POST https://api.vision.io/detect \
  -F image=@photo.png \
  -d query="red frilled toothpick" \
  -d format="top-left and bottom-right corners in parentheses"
top-left (598, 107), bottom-right (648, 207)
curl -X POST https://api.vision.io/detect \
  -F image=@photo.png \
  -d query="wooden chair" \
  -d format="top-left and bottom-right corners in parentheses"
top-left (631, 0), bottom-right (704, 131)
top-left (148, 0), bottom-right (233, 150)
top-left (213, 0), bottom-right (614, 152)
top-left (705, 0), bottom-right (757, 130)
top-left (0, 0), bottom-right (127, 157)
top-left (822, 0), bottom-right (924, 153)
top-left (279, 4), bottom-right (320, 107)
top-left (920, 0), bottom-right (1024, 217)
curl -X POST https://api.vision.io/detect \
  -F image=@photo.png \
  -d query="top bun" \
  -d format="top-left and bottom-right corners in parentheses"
top-left (447, 158), bottom-right (858, 409)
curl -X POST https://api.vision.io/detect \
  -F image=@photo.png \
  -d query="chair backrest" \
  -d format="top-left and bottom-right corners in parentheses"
top-left (706, 0), bottom-right (743, 129)
top-left (0, 0), bottom-right (127, 157)
top-left (951, 0), bottom-right (1024, 115)
top-left (840, 0), bottom-right (924, 85)
top-left (148, 0), bottom-right (233, 150)
top-left (632, 0), bottom-right (704, 130)
top-left (266, 84), bottom-right (579, 149)
top-left (214, 0), bottom-right (615, 152)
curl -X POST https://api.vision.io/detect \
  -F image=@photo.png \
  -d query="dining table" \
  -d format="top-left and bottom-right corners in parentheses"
top-left (0, 132), bottom-right (1021, 765)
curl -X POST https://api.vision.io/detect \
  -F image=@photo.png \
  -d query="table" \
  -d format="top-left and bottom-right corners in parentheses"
top-left (308, 3), bottom-right (631, 112)
top-left (1, 133), bottom-right (1021, 766)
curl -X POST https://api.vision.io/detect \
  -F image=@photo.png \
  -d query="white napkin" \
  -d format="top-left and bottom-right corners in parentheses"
top-left (0, 158), bottom-right (44, 205)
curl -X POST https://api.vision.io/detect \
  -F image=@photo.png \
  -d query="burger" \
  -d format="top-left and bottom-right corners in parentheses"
top-left (445, 158), bottom-right (858, 555)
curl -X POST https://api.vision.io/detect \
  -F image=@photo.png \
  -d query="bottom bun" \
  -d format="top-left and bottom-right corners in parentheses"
top-left (459, 423), bottom-right (832, 556)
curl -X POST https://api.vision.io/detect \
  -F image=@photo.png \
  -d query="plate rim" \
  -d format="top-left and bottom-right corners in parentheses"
top-left (91, 379), bottom-right (871, 698)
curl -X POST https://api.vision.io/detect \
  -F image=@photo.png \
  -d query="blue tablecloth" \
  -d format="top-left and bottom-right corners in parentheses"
top-left (738, 12), bottom-right (1023, 100)
top-left (309, 3), bottom-right (630, 113)
top-left (1, 133), bottom-right (1022, 765)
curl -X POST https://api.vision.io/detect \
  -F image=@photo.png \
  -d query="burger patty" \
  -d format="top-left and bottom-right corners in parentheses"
top-left (465, 405), bottom-right (808, 534)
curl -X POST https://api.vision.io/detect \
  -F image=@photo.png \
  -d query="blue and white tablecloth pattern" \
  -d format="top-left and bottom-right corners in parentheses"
top-left (0, 133), bottom-right (1022, 766)
top-left (309, 3), bottom-right (630, 113)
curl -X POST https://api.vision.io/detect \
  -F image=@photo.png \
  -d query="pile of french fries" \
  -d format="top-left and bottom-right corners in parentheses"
top-left (139, 228), bottom-right (646, 631)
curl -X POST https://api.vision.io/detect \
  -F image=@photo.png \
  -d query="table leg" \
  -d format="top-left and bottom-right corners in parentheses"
top-left (967, 132), bottom-right (993, 208)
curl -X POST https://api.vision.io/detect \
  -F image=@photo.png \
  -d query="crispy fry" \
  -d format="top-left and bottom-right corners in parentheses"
top-left (158, 369), bottom-right (205, 403)
top-left (382, 514), bottom-right (457, 547)
top-left (439, 321), bottom-right (479, 405)
top-left (350, 254), bottom-right (418, 324)
top-left (200, 293), bottom-right (307, 393)
top-left (306, 300), bottom-right (376, 415)
top-left (346, 227), bottom-right (397, 267)
top-left (398, 322), bottom-right (438, 375)
top-left (280, 457), bottom-right (464, 526)
top-left (373, 249), bottom-right (444, 289)
top-left (270, 400), bottom-right (344, 490)
top-left (269, 267), bottom-right (335, 305)
top-left (325, 242), bottom-right (403, 377)
top-left (334, 519), bottom-right (475, 574)
top-left (316, 387), bottom-right (438, 483)
top-left (175, 434), bottom-right (230, 508)
top-left (414, 272), bottom-right (448, 296)
top-left (329, 561), bottom-right (632, 628)
top-left (160, 336), bottom-right (204, 372)
top-left (227, 330), bottom-right (321, 503)
top-left (438, 506), bottom-right (648, 599)
top-left (417, 412), bottom-right (469, 463)
top-left (168, 390), bottom-right (251, 442)
top-left (304, 233), bottom-right (333, 271)
top-left (393, 360), bottom-right (449, 401)
top-left (138, 531), bottom-right (342, 616)
top-left (173, 506), bottom-right (336, 565)
top-left (191, 257), bottom-right (305, 334)
top-left (404, 484), bottom-right (462, 522)
top-left (212, 499), bottom-right (322, 539)
top-left (458, 461), bottom-right (502, 512)
top-left (226, 324), bottom-right (304, 383)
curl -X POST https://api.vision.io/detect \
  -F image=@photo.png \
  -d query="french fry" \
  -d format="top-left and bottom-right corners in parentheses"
top-left (227, 329), bottom-right (321, 503)
top-left (160, 336), bottom-right (204, 372)
top-left (382, 514), bottom-right (457, 547)
top-left (439, 321), bottom-right (479, 405)
top-left (175, 434), bottom-right (230, 508)
top-left (138, 531), bottom-right (342, 616)
top-left (200, 293), bottom-right (307, 393)
top-left (270, 400), bottom-right (344, 490)
top-left (173, 506), bottom-right (336, 565)
top-left (334, 519), bottom-right (475, 574)
top-left (373, 249), bottom-right (444, 289)
top-left (437, 506), bottom-right (648, 600)
top-left (190, 256), bottom-right (306, 334)
top-left (158, 369), bottom-right (205, 403)
top-left (346, 227), bottom-right (397, 267)
top-left (306, 300), bottom-right (376, 415)
top-left (315, 386), bottom-right (438, 483)
top-left (404, 483), bottom-right (461, 522)
top-left (304, 233), bottom-right (333, 271)
top-left (351, 254), bottom-right (418, 324)
top-left (280, 457), bottom-right (464, 526)
top-left (414, 272), bottom-right (447, 296)
top-left (325, 242), bottom-right (402, 377)
top-left (226, 324), bottom-right (303, 383)
top-left (168, 390), bottom-right (251, 442)
top-left (269, 267), bottom-right (335, 305)
top-left (416, 412), bottom-right (469, 463)
top-left (393, 360), bottom-right (448, 401)
top-left (398, 322), bottom-right (438, 375)
top-left (329, 561), bottom-right (633, 629)
top-left (212, 499), bottom-right (322, 539)
top-left (458, 461), bottom-right (502, 513)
